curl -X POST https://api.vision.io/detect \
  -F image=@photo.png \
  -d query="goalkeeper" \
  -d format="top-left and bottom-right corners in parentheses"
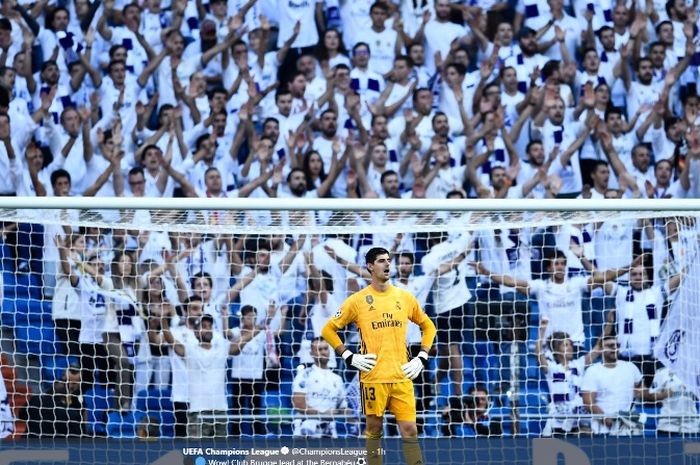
top-left (322, 247), bottom-right (437, 465)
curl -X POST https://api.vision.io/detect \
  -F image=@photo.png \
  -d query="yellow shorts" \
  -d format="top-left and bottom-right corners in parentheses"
top-left (360, 381), bottom-right (416, 422)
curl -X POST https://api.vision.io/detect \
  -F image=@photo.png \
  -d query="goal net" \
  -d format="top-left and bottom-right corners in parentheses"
top-left (1, 198), bottom-right (699, 453)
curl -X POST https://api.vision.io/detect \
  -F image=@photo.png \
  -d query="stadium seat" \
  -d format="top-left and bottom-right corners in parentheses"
top-left (156, 411), bottom-right (176, 437)
top-left (527, 325), bottom-right (539, 346)
top-left (106, 411), bottom-right (138, 438)
top-left (470, 342), bottom-right (502, 387)
top-left (133, 388), bottom-right (175, 438)
top-left (279, 356), bottom-right (296, 382)
top-left (517, 388), bottom-right (549, 409)
top-left (0, 296), bottom-right (28, 327)
top-left (107, 409), bottom-right (175, 438)
top-left (641, 405), bottom-right (659, 437)
top-left (421, 409), bottom-right (441, 438)
top-left (2, 269), bottom-right (15, 290)
top-left (27, 299), bottom-right (52, 320)
top-left (84, 384), bottom-right (115, 436)
top-left (335, 420), bottom-right (361, 438)
top-left (277, 382), bottom-right (294, 409)
top-left (263, 389), bottom-right (283, 409)
top-left (462, 355), bottom-right (476, 384)
top-left (3, 272), bottom-right (43, 300)
top-left (135, 388), bottom-right (173, 413)
top-left (523, 354), bottom-right (542, 384)
top-left (510, 387), bottom-right (547, 436)
top-left (528, 302), bottom-right (540, 326)
top-left (14, 323), bottom-right (55, 356)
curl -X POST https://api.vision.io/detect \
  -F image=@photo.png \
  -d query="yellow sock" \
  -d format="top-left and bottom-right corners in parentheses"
top-left (402, 438), bottom-right (424, 465)
top-left (366, 431), bottom-right (383, 465)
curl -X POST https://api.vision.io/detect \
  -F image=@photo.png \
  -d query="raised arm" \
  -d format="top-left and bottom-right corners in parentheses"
top-left (597, 126), bottom-right (629, 178)
top-left (242, 165), bottom-right (277, 198)
top-left (323, 244), bottom-right (371, 280)
top-left (589, 254), bottom-right (644, 288)
top-left (316, 140), bottom-right (350, 198)
top-left (411, 10), bottom-right (431, 46)
top-left (160, 307), bottom-right (186, 357)
top-left (134, 28), bottom-right (157, 62)
top-left (470, 261), bottom-right (531, 295)
top-left (467, 147), bottom-right (492, 192)
top-left (162, 159), bottom-right (197, 197)
top-left (137, 49), bottom-right (167, 88)
top-left (225, 270), bottom-right (257, 304)
top-left (435, 240), bottom-right (474, 276)
top-left (346, 95), bottom-right (369, 145)
top-left (670, 21), bottom-right (697, 79)
top-left (276, 20), bottom-right (301, 64)
top-left (554, 26), bottom-right (574, 65)
top-left (384, 81), bottom-right (418, 119)
top-left (508, 102), bottom-right (535, 141)
top-left (83, 152), bottom-right (122, 197)
top-left (56, 236), bottom-right (79, 287)
top-left (557, 120), bottom-right (593, 169)
top-left (155, 138), bottom-right (175, 195)
top-left (27, 160), bottom-right (47, 197)
top-left (582, 323), bottom-right (607, 367)
top-left (453, 85), bottom-right (472, 137)
top-left (277, 235), bottom-right (306, 274)
top-left (229, 324), bottom-right (263, 355)
top-left (96, 0), bottom-right (115, 41)
top-left (202, 31), bottom-right (240, 67)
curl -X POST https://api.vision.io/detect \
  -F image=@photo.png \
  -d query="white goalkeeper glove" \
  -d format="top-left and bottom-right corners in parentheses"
top-left (341, 350), bottom-right (377, 372)
top-left (401, 351), bottom-right (429, 380)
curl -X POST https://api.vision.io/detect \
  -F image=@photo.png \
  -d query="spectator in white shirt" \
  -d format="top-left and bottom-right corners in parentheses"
top-left (162, 312), bottom-right (260, 438)
top-left (604, 261), bottom-right (682, 387)
top-left (422, 0), bottom-right (470, 74)
top-left (361, 2), bottom-right (400, 77)
top-left (292, 337), bottom-right (349, 438)
top-left (229, 305), bottom-right (275, 436)
top-left (421, 231), bottom-right (473, 396)
top-left (598, 130), bottom-right (655, 198)
top-left (581, 335), bottom-right (664, 435)
top-left (475, 249), bottom-right (640, 349)
top-left (649, 367), bottom-right (699, 436)
top-left (349, 42), bottom-right (385, 128)
top-left (315, 28), bottom-right (351, 73)
top-left (276, 0), bottom-right (324, 78)
top-left (536, 317), bottom-right (604, 436)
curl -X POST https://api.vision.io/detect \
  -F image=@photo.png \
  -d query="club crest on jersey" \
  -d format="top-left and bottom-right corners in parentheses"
top-left (334, 310), bottom-right (342, 318)
top-left (366, 295), bottom-right (374, 304)
top-left (665, 329), bottom-right (684, 363)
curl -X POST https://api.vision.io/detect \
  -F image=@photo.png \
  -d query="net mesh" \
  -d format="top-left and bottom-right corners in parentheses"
top-left (0, 204), bottom-right (699, 442)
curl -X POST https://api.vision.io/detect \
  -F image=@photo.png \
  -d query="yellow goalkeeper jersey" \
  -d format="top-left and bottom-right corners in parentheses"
top-left (326, 284), bottom-right (434, 383)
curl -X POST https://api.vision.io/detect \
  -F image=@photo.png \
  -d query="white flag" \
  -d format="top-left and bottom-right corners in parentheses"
top-left (654, 245), bottom-right (700, 398)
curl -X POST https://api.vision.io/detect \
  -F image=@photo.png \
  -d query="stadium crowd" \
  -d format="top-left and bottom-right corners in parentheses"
top-left (0, 0), bottom-right (700, 439)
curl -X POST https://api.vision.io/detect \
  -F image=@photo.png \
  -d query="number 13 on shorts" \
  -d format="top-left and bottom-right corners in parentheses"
top-left (360, 382), bottom-right (417, 422)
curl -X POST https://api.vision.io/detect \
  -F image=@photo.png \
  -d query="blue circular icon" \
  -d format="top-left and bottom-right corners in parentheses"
top-left (195, 457), bottom-right (206, 465)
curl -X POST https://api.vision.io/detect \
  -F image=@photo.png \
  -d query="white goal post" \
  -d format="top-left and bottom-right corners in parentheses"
top-left (0, 197), bottom-right (698, 234)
